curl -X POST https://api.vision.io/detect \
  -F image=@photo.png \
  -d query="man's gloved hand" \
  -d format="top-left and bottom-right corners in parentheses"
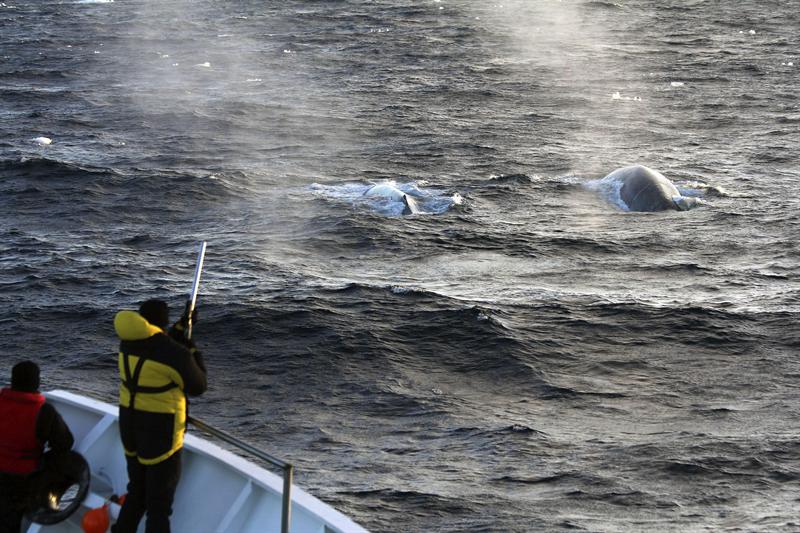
top-left (179, 301), bottom-right (198, 329)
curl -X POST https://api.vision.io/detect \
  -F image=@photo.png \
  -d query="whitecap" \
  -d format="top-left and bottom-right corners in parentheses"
top-left (32, 136), bottom-right (52, 145)
top-left (678, 181), bottom-right (728, 197)
top-left (195, 62), bottom-right (211, 68)
top-left (611, 92), bottom-right (642, 102)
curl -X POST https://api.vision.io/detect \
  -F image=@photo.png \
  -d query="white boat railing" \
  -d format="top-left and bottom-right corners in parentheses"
top-left (187, 415), bottom-right (294, 533)
top-left (43, 390), bottom-right (368, 533)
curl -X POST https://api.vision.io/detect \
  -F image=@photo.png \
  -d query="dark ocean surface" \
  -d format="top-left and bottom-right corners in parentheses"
top-left (2, 1), bottom-right (799, 531)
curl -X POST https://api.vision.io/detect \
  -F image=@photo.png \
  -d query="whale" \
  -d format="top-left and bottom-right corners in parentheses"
top-left (603, 165), bottom-right (700, 212)
top-left (363, 183), bottom-right (420, 215)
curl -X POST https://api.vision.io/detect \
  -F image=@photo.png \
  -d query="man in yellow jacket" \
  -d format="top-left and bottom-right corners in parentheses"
top-left (112, 299), bottom-right (207, 533)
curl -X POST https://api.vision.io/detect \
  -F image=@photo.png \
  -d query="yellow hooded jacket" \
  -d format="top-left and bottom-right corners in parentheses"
top-left (114, 310), bottom-right (207, 465)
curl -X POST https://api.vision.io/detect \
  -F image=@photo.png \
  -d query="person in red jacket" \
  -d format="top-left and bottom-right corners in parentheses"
top-left (0, 361), bottom-right (74, 533)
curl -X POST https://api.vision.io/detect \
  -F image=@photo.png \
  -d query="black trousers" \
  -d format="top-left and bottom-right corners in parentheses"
top-left (112, 451), bottom-right (182, 533)
top-left (0, 473), bottom-right (28, 533)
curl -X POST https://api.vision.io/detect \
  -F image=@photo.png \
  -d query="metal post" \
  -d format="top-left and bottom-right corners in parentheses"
top-left (281, 464), bottom-right (293, 533)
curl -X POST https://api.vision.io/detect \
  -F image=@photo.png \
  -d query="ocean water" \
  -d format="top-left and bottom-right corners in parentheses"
top-left (1, 1), bottom-right (799, 531)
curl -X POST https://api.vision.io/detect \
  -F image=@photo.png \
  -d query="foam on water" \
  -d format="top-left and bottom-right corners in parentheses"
top-left (679, 181), bottom-right (729, 197)
top-left (611, 91), bottom-right (642, 101)
top-left (584, 174), bottom-right (627, 210)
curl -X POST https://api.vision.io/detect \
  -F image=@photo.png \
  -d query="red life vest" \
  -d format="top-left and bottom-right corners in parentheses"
top-left (0, 388), bottom-right (45, 475)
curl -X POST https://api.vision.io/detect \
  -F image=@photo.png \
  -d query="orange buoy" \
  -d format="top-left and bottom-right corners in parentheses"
top-left (81, 504), bottom-right (109, 533)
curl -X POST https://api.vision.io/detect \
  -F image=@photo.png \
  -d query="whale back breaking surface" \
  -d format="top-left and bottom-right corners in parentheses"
top-left (363, 183), bottom-right (406, 201)
top-left (615, 165), bottom-right (681, 212)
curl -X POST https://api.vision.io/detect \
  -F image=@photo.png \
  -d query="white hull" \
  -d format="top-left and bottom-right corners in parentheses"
top-left (28, 390), bottom-right (368, 533)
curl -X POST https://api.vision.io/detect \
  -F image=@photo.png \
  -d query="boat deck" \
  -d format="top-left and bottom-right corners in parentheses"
top-left (26, 390), bottom-right (367, 533)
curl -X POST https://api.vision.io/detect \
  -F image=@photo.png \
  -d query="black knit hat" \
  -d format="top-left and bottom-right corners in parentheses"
top-left (12, 361), bottom-right (40, 392)
top-left (139, 299), bottom-right (169, 329)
